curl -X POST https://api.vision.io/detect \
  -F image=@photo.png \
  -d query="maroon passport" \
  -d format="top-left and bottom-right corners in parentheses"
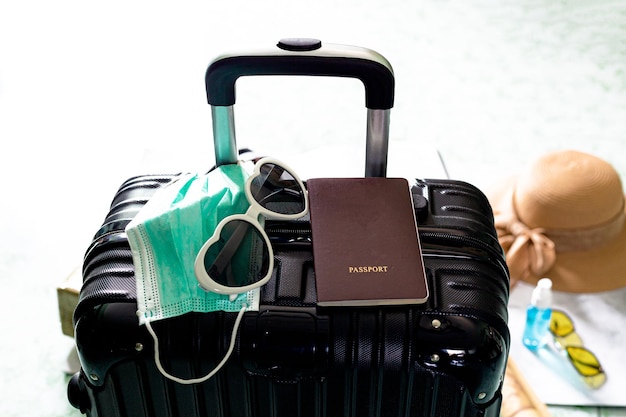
top-left (307, 177), bottom-right (428, 307)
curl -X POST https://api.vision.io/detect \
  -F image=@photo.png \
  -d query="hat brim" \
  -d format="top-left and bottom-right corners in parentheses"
top-left (487, 176), bottom-right (626, 293)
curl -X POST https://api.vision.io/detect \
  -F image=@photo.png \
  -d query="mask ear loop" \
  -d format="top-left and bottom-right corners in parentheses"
top-left (144, 303), bottom-right (247, 384)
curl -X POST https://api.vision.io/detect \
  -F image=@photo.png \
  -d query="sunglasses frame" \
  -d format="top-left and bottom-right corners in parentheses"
top-left (194, 157), bottom-right (308, 298)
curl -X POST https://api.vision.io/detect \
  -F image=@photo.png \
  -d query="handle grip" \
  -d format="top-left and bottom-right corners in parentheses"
top-left (206, 39), bottom-right (394, 177)
top-left (205, 39), bottom-right (395, 109)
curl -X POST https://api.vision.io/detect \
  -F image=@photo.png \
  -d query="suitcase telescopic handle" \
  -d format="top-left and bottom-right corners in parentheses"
top-left (205, 38), bottom-right (395, 177)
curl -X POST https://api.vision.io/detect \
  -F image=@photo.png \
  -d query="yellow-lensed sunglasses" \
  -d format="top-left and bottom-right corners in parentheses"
top-left (549, 309), bottom-right (606, 389)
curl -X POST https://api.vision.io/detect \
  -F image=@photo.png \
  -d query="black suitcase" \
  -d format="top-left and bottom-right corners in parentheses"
top-left (68, 39), bottom-right (510, 417)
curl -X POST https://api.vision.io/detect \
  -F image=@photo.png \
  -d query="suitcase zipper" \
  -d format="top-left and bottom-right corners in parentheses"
top-left (416, 229), bottom-right (509, 277)
top-left (266, 221), bottom-right (505, 265)
top-left (266, 222), bottom-right (312, 245)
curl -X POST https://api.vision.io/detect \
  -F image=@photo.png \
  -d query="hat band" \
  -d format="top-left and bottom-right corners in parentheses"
top-left (495, 201), bottom-right (624, 284)
top-left (546, 206), bottom-right (624, 252)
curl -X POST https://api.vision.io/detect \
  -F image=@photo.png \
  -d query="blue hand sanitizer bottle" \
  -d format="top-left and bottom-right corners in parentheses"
top-left (523, 278), bottom-right (553, 350)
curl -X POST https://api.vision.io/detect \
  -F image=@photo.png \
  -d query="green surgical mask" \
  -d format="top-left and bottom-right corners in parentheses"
top-left (126, 158), bottom-right (308, 384)
top-left (126, 162), bottom-right (260, 326)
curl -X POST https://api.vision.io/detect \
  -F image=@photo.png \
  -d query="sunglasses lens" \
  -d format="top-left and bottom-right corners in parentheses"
top-left (249, 162), bottom-right (306, 215)
top-left (202, 219), bottom-right (270, 288)
top-left (550, 310), bottom-right (575, 337)
top-left (566, 345), bottom-right (607, 388)
top-left (566, 346), bottom-right (603, 376)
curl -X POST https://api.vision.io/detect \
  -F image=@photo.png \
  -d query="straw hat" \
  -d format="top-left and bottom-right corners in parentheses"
top-left (488, 150), bottom-right (626, 292)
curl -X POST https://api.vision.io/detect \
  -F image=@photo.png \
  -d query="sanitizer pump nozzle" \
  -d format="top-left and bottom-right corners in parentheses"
top-left (523, 278), bottom-right (553, 350)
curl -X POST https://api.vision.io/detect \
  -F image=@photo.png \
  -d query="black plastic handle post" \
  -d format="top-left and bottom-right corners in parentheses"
top-left (205, 39), bottom-right (395, 110)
